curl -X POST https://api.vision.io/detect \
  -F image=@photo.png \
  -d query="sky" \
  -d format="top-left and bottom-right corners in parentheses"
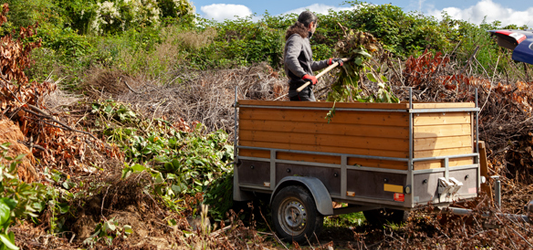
top-left (191, 0), bottom-right (533, 27)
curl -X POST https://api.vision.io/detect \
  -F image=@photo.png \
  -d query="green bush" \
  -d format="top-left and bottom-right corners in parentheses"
top-left (1, 0), bottom-right (60, 36)
top-left (188, 16), bottom-right (285, 69)
top-left (312, 2), bottom-right (454, 58)
top-left (0, 143), bottom-right (51, 250)
top-left (158, 0), bottom-right (195, 25)
top-left (91, 101), bottom-right (234, 198)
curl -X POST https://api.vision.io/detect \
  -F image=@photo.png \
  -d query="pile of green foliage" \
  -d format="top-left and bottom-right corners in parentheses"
top-left (327, 29), bottom-right (398, 103)
top-left (90, 100), bottom-right (234, 219)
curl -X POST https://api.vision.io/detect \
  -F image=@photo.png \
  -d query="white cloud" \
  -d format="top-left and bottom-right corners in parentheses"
top-left (283, 3), bottom-right (357, 15)
top-left (426, 0), bottom-right (533, 27)
top-left (418, 0), bottom-right (425, 11)
top-left (200, 4), bottom-right (253, 21)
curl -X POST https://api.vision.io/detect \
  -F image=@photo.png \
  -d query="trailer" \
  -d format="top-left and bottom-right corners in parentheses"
top-left (233, 90), bottom-right (483, 243)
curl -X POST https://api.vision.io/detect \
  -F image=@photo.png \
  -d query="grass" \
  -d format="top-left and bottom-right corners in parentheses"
top-left (324, 212), bottom-right (366, 228)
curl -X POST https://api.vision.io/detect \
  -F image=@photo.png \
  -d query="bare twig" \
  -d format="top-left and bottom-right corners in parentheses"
top-left (122, 77), bottom-right (143, 94)
top-left (259, 209), bottom-right (289, 250)
top-left (24, 106), bottom-right (98, 140)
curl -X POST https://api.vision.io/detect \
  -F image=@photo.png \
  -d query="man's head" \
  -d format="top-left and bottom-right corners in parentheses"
top-left (298, 11), bottom-right (318, 35)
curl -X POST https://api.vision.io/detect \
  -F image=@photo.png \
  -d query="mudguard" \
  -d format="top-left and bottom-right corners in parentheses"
top-left (270, 176), bottom-right (333, 216)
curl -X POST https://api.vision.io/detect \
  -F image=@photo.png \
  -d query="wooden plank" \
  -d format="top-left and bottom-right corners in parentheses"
top-left (414, 157), bottom-right (474, 170)
top-left (478, 141), bottom-right (492, 197)
top-left (239, 130), bottom-right (409, 152)
top-left (414, 124), bottom-right (471, 138)
top-left (478, 141), bottom-right (488, 178)
top-left (412, 103), bottom-right (476, 109)
top-left (240, 108), bottom-right (409, 126)
top-left (414, 147), bottom-right (473, 158)
top-left (348, 158), bottom-right (408, 170)
top-left (239, 140), bottom-right (409, 158)
top-left (239, 148), bottom-right (270, 159)
top-left (413, 112), bottom-right (471, 126)
top-left (414, 135), bottom-right (472, 151)
top-left (239, 119), bottom-right (409, 139)
top-left (277, 152), bottom-right (341, 164)
top-left (238, 100), bottom-right (409, 110)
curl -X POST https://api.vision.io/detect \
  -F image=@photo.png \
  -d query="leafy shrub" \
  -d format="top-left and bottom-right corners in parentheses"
top-left (91, 100), bottom-right (233, 200)
top-left (157, 0), bottom-right (195, 25)
top-left (38, 24), bottom-right (94, 59)
top-left (313, 2), bottom-right (454, 58)
top-left (0, 143), bottom-right (50, 250)
top-left (90, 0), bottom-right (160, 34)
top-left (50, 0), bottom-right (98, 35)
top-left (0, 198), bottom-right (18, 250)
top-left (1, 0), bottom-right (60, 36)
top-left (203, 171), bottom-right (234, 221)
top-left (186, 16), bottom-right (285, 69)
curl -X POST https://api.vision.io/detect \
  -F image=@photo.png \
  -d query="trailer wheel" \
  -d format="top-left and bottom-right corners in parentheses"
top-left (363, 208), bottom-right (409, 225)
top-left (271, 185), bottom-right (323, 244)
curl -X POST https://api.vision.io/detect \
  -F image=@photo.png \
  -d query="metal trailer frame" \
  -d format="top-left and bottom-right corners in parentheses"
top-left (233, 87), bottom-right (481, 213)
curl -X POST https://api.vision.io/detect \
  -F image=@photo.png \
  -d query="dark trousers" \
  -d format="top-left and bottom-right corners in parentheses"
top-left (289, 86), bottom-right (316, 101)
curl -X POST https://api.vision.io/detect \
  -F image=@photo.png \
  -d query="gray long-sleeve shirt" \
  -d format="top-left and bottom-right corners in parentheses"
top-left (284, 33), bottom-right (328, 97)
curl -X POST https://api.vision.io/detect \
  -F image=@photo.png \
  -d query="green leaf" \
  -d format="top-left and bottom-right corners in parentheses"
top-left (171, 184), bottom-right (182, 194)
top-left (172, 159), bottom-right (180, 170)
top-left (131, 164), bottom-right (146, 172)
top-left (357, 50), bottom-right (372, 58)
top-left (14, 155), bottom-right (25, 161)
top-left (58, 203), bottom-right (70, 214)
top-left (0, 201), bottom-right (10, 226)
top-left (154, 173), bottom-right (165, 184)
top-left (0, 233), bottom-right (19, 250)
top-left (124, 225), bottom-right (133, 235)
top-left (0, 199), bottom-right (16, 210)
top-left (381, 75), bottom-right (388, 82)
top-left (366, 73), bottom-right (377, 82)
top-left (103, 220), bottom-right (116, 233)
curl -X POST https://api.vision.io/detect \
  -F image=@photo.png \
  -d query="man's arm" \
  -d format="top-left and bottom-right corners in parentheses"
top-left (310, 59), bottom-right (328, 71)
top-left (284, 35), bottom-right (307, 77)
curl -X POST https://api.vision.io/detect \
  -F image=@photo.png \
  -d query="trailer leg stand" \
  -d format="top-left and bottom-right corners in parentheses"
top-left (492, 176), bottom-right (501, 209)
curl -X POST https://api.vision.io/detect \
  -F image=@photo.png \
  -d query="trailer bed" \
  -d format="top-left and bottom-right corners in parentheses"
top-left (234, 99), bottom-right (480, 209)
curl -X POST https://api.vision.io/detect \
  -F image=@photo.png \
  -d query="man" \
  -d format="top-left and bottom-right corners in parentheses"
top-left (284, 11), bottom-right (343, 101)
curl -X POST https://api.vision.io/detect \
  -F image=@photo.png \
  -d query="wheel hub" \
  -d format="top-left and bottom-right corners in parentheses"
top-left (281, 200), bottom-right (307, 233)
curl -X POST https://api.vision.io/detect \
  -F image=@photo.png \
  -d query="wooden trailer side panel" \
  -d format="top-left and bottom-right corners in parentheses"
top-left (413, 112), bottom-right (474, 170)
top-left (239, 102), bottom-right (410, 169)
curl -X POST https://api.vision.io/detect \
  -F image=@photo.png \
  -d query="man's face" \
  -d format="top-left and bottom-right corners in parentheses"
top-left (308, 21), bottom-right (317, 38)
top-left (309, 22), bottom-right (317, 33)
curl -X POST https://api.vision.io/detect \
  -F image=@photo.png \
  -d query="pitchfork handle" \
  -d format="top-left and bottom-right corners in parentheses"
top-left (296, 58), bottom-right (350, 93)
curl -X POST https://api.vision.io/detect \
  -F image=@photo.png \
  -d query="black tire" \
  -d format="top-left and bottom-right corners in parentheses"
top-left (271, 185), bottom-right (323, 244)
top-left (363, 208), bottom-right (409, 225)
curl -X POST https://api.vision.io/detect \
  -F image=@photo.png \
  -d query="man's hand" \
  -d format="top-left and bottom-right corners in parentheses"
top-left (328, 58), bottom-right (344, 66)
top-left (302, 74), bottom-right (317, 85)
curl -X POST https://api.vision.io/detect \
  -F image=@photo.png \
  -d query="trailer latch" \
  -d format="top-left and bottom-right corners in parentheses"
top-left (438, 177), bottom-right (463, 202)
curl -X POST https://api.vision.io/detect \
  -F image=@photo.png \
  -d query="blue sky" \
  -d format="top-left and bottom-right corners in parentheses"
top-left (191, 0), bottom-right (532, 27)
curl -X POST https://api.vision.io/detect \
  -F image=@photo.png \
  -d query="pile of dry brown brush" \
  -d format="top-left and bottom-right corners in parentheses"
top-left (82, 62), bottom-right (288, 138)
top-left (0, 4), bottom-right (122, 182)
